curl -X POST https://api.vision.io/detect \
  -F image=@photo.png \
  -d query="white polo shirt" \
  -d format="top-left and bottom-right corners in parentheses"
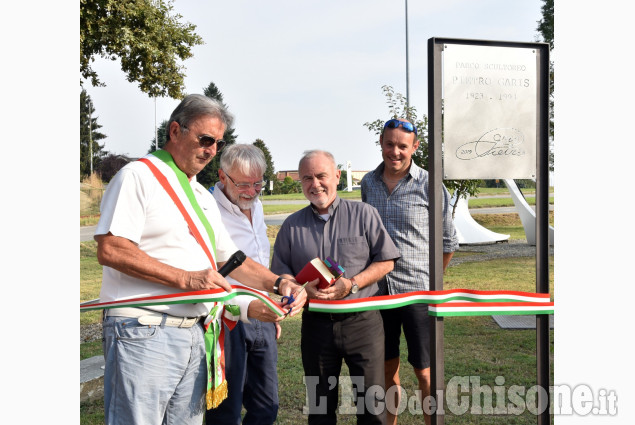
top-left (96, 156), bottom-right (238, 317)
top-left (212, 182), bottom-right (270, 323)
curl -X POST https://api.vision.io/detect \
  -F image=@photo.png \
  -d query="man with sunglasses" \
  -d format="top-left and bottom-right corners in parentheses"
top-left (94, 94), bottom-right (306, 425)
top-left (205, 143), bottom-right (281, 425)
top-left (361, 118), bottom-right (459, 425)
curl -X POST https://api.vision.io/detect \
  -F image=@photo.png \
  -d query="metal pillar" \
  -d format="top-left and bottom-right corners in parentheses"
top-left (427, 37), bottom-right (445, 425)
top-left (405, 0), bottom-right (410, 112)
top-left (535, 43), bottom-right (551, 425)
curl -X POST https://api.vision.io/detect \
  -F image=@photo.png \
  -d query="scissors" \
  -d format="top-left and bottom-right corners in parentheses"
top-left (281, 282), bottom-right (309, 315)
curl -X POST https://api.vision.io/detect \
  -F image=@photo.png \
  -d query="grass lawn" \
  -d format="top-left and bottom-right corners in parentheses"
top-left (81, 215), bottom-right (554, 424)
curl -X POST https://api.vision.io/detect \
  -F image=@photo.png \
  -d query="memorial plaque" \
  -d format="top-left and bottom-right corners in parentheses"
top-left (443, 44), bottom-right (537, 179)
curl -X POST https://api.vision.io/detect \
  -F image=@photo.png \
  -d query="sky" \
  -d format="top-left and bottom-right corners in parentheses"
top-left (84, 0), bottom-right (544, 172)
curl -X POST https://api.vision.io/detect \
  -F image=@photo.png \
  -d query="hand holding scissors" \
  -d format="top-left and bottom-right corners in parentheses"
top-left (281, 281), bottom-right (309, 315)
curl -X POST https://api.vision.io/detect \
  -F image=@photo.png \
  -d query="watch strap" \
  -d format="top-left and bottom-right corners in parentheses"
top-left (273, 276), bottom-right (283, 295)
top-left (350, 277), bottom-right (359, 294)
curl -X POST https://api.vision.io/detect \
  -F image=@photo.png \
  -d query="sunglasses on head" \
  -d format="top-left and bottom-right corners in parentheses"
top-left (383, 119), bottom-right (417, 136)
top-left (180, 123), bottom-right (226, 151)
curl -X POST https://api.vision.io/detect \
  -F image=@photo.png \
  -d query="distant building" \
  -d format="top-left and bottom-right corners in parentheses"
top-left (276, 170), bottom-right (300, 181)
top-left (276, 170), bottom-right (370, 185)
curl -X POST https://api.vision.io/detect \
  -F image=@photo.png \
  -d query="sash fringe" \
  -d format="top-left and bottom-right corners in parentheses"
top-left (206, 379), bottom-right (228, 410)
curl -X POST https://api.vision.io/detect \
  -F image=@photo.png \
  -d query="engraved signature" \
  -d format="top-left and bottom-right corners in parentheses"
top-left (455, 128), bottom-right (526, 160)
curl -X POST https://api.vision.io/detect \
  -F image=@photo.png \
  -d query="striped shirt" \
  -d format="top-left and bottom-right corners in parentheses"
top-left (361, 161), bottom-right (459, 294)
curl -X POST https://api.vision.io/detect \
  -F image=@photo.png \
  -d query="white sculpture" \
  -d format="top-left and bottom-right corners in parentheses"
top-left (503, 179), bottom-right (554, 246)
top-left (450, 193), bottom-right (510, 245)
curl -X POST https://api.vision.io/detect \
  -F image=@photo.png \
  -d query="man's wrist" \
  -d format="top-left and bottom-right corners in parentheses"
top-left (349, 277), bottom-right (359, 294)
top-left (273, 276), bottom-right (283, 295)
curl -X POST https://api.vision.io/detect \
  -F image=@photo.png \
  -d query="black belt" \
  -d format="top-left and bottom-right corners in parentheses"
top-left (304, 309), bottom-right (362, 322)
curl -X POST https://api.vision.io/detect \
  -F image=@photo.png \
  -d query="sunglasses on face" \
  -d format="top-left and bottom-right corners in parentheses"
top-left (180, 123), bottom-right (226, 151)
top-left (383, 119), bottom-right (418, 136)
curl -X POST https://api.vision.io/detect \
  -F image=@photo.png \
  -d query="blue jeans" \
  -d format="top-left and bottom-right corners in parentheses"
top-left (205, 319), bottom-right (279, 425)
top-left (102, 315), bottom-right (207, 425)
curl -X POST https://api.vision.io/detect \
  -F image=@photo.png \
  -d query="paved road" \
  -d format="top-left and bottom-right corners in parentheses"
top-left (80, 204), bottom-right (552, 241)
top-left (81, 226), bottom-right (97, 242)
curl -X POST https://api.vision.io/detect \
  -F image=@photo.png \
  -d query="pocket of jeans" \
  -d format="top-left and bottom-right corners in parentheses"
top-left (114, 318), bottom-right (159, 341)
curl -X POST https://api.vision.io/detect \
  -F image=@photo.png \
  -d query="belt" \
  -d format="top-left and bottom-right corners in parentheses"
top-left (104, 307), bottom-right (202, 328)
top-left (305, 310), bottom-right (361, 322)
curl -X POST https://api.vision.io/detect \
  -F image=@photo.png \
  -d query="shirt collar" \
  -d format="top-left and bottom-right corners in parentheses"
top-left (373, 160), bottom-right (421, 182)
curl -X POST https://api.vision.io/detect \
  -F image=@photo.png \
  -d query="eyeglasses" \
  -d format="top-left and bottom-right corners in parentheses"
top-left (383, 119), bottom-right (418, 136)
top-left (223, 170), bottom-right (266, 191)
top-left (180, 123), bottom-right (226, 151)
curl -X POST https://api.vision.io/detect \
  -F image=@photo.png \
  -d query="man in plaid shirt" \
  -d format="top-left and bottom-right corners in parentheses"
top-left (361, 118), bottom-right (459, 425)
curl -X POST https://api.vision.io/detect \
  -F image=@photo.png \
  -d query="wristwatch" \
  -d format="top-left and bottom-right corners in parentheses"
top-left (350, 277), bottom-right (359, 294)
top-left (273, 276), bottom-right (283, 295)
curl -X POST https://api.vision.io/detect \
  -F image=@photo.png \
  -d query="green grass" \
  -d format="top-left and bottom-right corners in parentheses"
top-left (262, 203), bottom-right (308, 215)
top-left (469, 196), bottom-right (554, 209)
top-left (261, 190), bottom-right (363, 201)
top-left (80, 399), bottom-right (105, 425)
top-left (80, 241), bottom-right (103, 326)
top-left (81, 341), bottom-right (103, 359)
top-left (80, 217), bottom-right (554, 424)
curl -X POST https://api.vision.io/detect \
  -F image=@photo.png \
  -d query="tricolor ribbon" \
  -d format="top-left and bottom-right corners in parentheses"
top-left (80, 285), bottom-right (286, 316)
top-left (82, 288), bottom-right (550, 318)
top-left (428, 301), bottom-right (554, 316)
top-left (307, 289), bottom-right (553, 317)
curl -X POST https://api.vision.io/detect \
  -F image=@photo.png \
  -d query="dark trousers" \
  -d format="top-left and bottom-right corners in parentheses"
top-left (301, 309), bottom-right (386, 425)
top-left (205, 319), bottom-right (279, 425)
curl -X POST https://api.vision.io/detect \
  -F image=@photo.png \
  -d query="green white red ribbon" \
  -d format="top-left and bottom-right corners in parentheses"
top-left (428, 301), bottom-right (553, 316)
top-left (81, 288), bottom-right (552, 318)
top-left (308, 289), bottom-right (553, 317)
top-left (80, 285), bottom-right (286, 316)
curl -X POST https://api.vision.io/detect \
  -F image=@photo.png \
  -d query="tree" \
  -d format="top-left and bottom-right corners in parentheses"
top-left (338, 169), bottom-right (348, 191)
top-left (363, 85), bottom-right (481, 218)
top-left (195, 82), bottom-right (238, 188)
top-left (147, 120), bottom-right (169, 153)
top-left (80, 0), bottom-right (204, 98)
top-left (96, 153), bottom-right (133, 182)
top-left (336, 163), bottom-right (348, 191)
top-left (280, 176), bottom-right (301, 194)
top-left (253, 139), bottom-right (276, 194)
top-left (80, 89), bottom-right (107, 179)
top-left (537, 0), bottom-right (554, 171)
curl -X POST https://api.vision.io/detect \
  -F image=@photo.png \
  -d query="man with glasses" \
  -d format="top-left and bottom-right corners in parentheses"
top-left (95, 94), bottom-right (306, 425)
top-left (272, 150), bottom-right (400, 425)
top-left (205, 143), bottom-right (281, 425)
top-left (361, 118), bottom-right (458, 425)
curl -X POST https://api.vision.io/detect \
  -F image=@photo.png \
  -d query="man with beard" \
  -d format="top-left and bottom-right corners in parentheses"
top-left (205, 143), bottom-right (282, 425)
top-left (272, 150), bottom-right (400, 425)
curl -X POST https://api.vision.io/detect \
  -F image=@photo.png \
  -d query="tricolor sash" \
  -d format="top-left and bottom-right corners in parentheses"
top-left (139, 150), bottom-right (227, 409)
